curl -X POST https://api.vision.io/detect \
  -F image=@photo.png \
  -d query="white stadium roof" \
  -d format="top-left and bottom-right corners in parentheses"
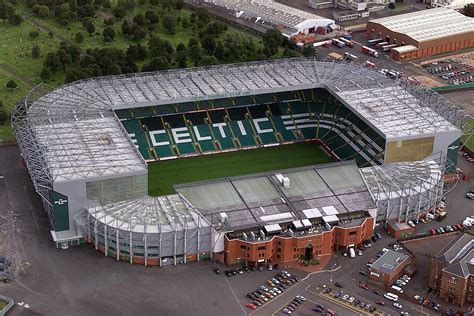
top-left (369, 8), bottom-right (474, 42)
top-left (12, 58), bottom-right (468, 186)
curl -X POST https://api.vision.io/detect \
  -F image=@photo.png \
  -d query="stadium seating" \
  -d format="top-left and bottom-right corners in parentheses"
top-left (116, 88), bottom-right (386, 166)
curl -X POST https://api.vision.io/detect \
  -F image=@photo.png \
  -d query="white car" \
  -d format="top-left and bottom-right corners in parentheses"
top-left (408, 221), bottom-right (415, 227)
top-left (348, 297), bottom-right (355, 303)
top-left (394, 302), bottom-right (403, 309)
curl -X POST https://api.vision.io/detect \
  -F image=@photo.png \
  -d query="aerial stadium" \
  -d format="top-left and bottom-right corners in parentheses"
top-left (12, 58), bottom-right (471, 267)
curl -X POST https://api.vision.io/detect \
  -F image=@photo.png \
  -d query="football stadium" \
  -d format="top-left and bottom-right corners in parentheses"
top-left (12, 58), bottom-right (470, 266)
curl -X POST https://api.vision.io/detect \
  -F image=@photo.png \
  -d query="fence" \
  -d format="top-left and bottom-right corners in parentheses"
top-left (0, 295), bottom-right (14, 316)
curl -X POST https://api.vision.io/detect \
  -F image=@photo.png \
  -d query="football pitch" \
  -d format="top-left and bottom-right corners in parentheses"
top-left (148, 142), bottom-right (334, 196)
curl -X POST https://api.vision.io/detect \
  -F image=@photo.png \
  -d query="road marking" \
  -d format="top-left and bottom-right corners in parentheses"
top-left (221, 273), bottom-right (248, 315)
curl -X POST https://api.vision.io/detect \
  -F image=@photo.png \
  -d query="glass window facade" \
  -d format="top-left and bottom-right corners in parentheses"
top-left (86, 174), bottom-right (147, 205)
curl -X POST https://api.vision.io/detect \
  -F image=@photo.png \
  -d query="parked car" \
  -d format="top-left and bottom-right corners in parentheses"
top-left (214, 267), bottom-right (222, 274)
top-left (245, 303), bottom-right (257, 310)
top-left (225, 270), bottom-right (232, 277)
top-left (335, 282), bottom-right (344, 288)
top-left (237, 268), bottom-right (244, 274)
top-left (375, 300), bottom-right (385, 306)
top-left (394, 302), bottom-right (403, 309)
top-left (359, 282), bottom-right (369, 290)
top-left (372, 289), bottom-right (383, 296)
top-left (359, 269), bottom-right (369, 276)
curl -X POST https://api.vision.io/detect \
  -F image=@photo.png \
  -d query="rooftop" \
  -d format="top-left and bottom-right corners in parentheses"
top-left (204, 0), bottom-right (328, 29)
top-left (81, 195), bottom-right (211, 234)
top-left (175, 161), bottom-right (376, 231)
top-left (368, 8), bottom-right (474, 42)
top-left (360, 157), bottom-right (443, 201)
top-left (371, 250), bottom-right (410, 275)
top-left (13, 58), bottom-right (468, 184)
top-left (436, 232), bottom-right (474, 278)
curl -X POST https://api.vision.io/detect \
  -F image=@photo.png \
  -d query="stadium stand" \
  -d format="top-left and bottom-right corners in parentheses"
top-left (119, 88), bottom-right (386, 166)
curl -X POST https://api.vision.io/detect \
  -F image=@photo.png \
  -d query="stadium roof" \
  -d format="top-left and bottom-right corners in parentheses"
top-left (368, 8), bottom-right (474, 42)
top-left (175, 161), bottom-right (376, 231)
top-left (360, 155), bottom-right (443, 200)
top-left (82, 195), bottom-right (211, 234)
top-left (12, 58), bottom-right (469, 186)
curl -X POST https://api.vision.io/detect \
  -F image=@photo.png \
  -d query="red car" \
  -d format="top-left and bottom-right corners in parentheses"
top-left (359, 282), bottom-right (369, 290)
top-left (429, 228), bottom-right (437, 235)
top-left (245, 303), bottom-right (257, 310)
top-left (375, 300), bottom-right (385, 306)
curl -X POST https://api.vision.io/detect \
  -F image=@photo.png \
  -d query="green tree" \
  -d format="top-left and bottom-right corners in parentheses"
top-left (5, 79), bottom-right (17, 90)
top-left (75, 32), bottom-right (84, 43)
top-left (388, 2), bottom-right (396, 9)
top-left (163, 14), bottom-right (177, 34)
top-left (103, 26), bottom-right (116, 40)
top-left (133, 13), bottom-right (145, 26)
top-left (0, 1), bottom-right (15, 21)
top-left (188, 44), bottom-right (203, 66)
top-left (196, 8), bottom-right (210, 25)
top-left (201, 55), bottom-right (218, 66)
top-left (126, 43), bottom-right (147, 61)
top-left (44, 52), bottom-right (62, 72)
top-left (145, 10), bottom-right (159, 24)
top-left (148, 37), bottom-right (174, 61)
top-left (8, 13), bottom-right (22, 25)
top-left (32, 5), bottom-right (50, 18)
top-left (0, 101), bottom-right (8, 124)
top-left (200, 35), bottom-right (216, 55)
top-left (464, 3), bottom-right (474, 16)
top-left (142, 56), bottom-right (171, 71)
top-left (29, 31), bottom-right (39, 39)
top-left (302, 44), bottom-right (315, 57)
top-left (40, 67), bottom-right (52, 80)
top-left (175, 42), bottom-right (187, 68)
top-left (83, 19), bottom-right (96, 36)
top-left (262, 29), bottom-right (283, 57)
top-left (32, 44), bottom-right (41, 58)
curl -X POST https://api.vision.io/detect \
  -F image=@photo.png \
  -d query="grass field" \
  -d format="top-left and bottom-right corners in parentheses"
top-left (148, 142), bottom-right (333, 196)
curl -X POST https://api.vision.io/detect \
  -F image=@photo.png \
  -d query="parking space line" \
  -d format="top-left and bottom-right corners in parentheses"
top-left (221, 273), bottom-right (248, 315)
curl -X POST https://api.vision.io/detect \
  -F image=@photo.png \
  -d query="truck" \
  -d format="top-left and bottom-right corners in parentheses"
top-left (375, 41), bottom-right (388, 49)
top-left (339, 37), bottom-right (354, 47)
top-left (362, 46), bottom-right (379, 57)
top-left (382, 44), bottom-right (398, 52)
top-left (332, 38), bottom-right (345, 48)
top-left (368, 38), bottom-right (384, 46)
top-left (344, 52), bottom-right (358, 61)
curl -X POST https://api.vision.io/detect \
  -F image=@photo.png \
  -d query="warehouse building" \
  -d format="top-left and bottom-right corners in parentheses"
top-left (366, 8), bottom-right (474, 61)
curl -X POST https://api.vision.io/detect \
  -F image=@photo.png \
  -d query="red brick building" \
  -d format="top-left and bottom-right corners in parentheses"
top-left (224, 217), bottom-right (374, 266)
top-left (366, 8), bottom-right (474, 62)
top-left (429, 232), bottom-right (474, 307)
top-left (369, 250), bottom-right (411, 286)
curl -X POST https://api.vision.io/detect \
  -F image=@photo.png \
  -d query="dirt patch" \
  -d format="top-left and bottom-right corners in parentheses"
top-left (415, 75), bottom-right (443, 87)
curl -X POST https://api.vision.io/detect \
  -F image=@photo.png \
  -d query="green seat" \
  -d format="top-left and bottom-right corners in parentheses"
top-left (272, 115), bottom-right (296, 141)
top-left (115, 109), bottom-right (132, 119)
top-left (230, 120), bottom-right (255, 147)
top-left (121, 119), bottom-right (151, 160)
top-left (193, 124), bottom-right (215, 152)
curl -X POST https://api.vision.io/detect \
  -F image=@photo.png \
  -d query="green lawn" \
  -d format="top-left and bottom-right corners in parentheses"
top-left (148, 142), bottom-right (333, 196)
top-left (461, 116), bottom-right (474, 152)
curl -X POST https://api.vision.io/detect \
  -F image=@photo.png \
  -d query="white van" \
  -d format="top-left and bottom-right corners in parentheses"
top-left (427, 213), bottom-right (435, 220)
top-left (384, 293), bottom-right (399, 302)
top-left (391, 285), bottom-right (404, 294)
top-left (349, 247), bottom-right (356, 258)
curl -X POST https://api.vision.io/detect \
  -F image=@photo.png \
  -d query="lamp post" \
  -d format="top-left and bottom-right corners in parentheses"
top-left (329, 263), bottom-right (338, 283)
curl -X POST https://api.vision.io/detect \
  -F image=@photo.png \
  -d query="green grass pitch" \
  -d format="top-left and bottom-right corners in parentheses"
top-left (148, 142), bottom-right (334, 196)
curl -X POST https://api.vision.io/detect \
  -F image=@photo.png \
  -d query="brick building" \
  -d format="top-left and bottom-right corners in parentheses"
top-left (429, 232), bottom-right (474, 307)
top-left (369, 250), bottom-right (411, 286)
top-left (366, 8), bottom-right (474, 62)
top-left (175, 161), bottom-right (378, 267)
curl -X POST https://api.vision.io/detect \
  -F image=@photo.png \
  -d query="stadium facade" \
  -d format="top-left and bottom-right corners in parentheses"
top-left (12, 58), bottom-right (470, 266)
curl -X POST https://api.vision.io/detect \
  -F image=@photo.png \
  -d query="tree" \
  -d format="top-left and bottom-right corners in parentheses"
top-left (40, 67), bottom-right (52, 80)
top-left (201, 55), bottom-right (218, 66)
top-left (29, 31), bottom-right (39, 39)
top-left (5, 79), bottom-right (17, 90)
top-left (464, 3), bottom-right (474, 16)
top-left (83, 19), bottom-right (96, 36)
top-left (0, 1), bottom-right (15, 21)
top-left (262, 29), bottom-right (283, 57)
top-left (133, 13), bottom-right (145, 26)
top-left (126, 43), bottom-right (147, 61)
top-left (200, 35), bottom-right (216, 55)
top-left (103, 26), bottom-right (116, 40)
top-left (44, 52), bottom-right (62, 72)
top-left (142, 56), bottom-right (171, 72)
top-left (302, 44), bottom-right (315, 57)
top-left (32, 44), bottom-right (41, 58)
top-left (0, 101), bottom-right (7, 124)
top-left (188, 44), bottom-right (203, 66)
top-left (8, 13), bottom-right (22, 26)
top-left (175, 43), bottom-right (187, 68)
top-left (163, 14), bottom-right (177, 35)
top-left (145, 10), bottom-right (158, 24)
top-left (75, 32), bottom-right (84, 43)
top-left (388, 2), bottom-right (396, 9)
top-left (148, 37), bottom-right (174, 61)
top-left (32, 5), bottom-right (50, 18)
top-left (196, 8), bottom-right (210, 25)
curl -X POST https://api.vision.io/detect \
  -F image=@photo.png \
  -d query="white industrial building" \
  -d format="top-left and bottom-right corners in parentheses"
top-left (431, 0), bottom-right (473, 9)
